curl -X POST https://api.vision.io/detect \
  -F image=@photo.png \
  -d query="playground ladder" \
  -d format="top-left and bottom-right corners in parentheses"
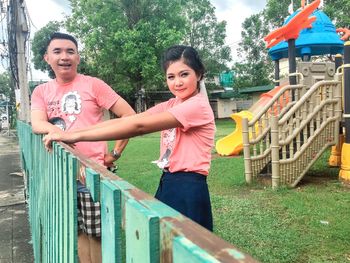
top-left (242, 79), bottom-right (342, 188)
top-left (241, 82), bottom-right (307, 183)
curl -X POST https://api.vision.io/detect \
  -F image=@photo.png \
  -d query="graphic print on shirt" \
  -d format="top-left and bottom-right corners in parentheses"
top-left (61, 91), bottom-right (82, 123)
top-left (48, 117), bottom-right (66, 131)
top-left (154, 128), bottom-right (176, 169)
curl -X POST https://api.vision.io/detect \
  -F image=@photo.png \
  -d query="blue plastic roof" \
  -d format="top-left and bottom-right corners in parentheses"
top-left (268, 9), bottom-right (344, 61)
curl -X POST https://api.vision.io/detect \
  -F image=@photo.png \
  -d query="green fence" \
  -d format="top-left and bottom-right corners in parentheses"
top-left (17, 120), bottom-right (258, 263)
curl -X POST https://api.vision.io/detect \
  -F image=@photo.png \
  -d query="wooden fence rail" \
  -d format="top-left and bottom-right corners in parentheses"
top-left (17, 121), bottom-right (258, 263)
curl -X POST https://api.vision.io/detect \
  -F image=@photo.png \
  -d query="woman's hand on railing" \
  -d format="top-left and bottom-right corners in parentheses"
top-left (43, 131), bottom-right (77, 151)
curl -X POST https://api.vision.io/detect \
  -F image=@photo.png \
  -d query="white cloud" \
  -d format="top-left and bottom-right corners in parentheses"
top-left (210, 0), bottom-right (267, 63)
top-left (25, 0), bottom-right (69, 33)
top-left (212, 0), bottom-right (265, 13)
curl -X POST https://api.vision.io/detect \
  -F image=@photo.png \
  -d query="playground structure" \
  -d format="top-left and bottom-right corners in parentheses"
top-left (216, 0), bottom-right (350, 188)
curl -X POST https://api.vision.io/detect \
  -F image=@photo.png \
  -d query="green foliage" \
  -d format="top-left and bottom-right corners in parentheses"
top-left (30, 0), bottom-right (231, 102)
top-left (0, 71), bottom-right (16, 128)
top-left (324, 0), bottom-right (350, 28)
top-left (31, 21), bottom-right (61, 79)
top-left (66, 0), bottom-right (186, 100)
top-left (0, 71), bottom-right (13, 100)
top-left (265, 0), bottom-right (292, 28)
top-left (265, 0), bottom-right (350, 30)
top-left (182, 0), bottom-right (231, 80)
top-left (233, 12), bottom-right (273, 89)
top-left (64, 0), bottom-right (231, 101)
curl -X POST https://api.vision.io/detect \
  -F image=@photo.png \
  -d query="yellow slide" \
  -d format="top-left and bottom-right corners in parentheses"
top-left (216, 110), bottom-right (254, 156)
top-left (215, 84), bottom-right (287, 156)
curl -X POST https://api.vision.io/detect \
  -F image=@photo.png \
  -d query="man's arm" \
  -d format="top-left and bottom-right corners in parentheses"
top-left (104, 97), bottom-right (136, 167)
top-left (31, 110), bottom-right (62, 134)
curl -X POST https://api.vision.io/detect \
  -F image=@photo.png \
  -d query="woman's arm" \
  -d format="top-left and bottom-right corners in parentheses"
top-left (43, 111), bottom-right (181, 147)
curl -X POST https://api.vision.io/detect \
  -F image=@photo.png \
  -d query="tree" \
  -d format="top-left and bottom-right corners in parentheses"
top-left (31, 21), bottom-right (61, 78)
top-left (265, 0), bottom-right (294, 28)
top-left (182, 0), bottom-right (231, 84)
top-left (0, 71), bottom-right (16, 127)
top-left (233, 12), bottom-right (273, 89)
top-left (264, 0), bottom-right (350, 36)
top-left (31, 0), bottom-right (231, 105)
top-left (0, 71), bottom-right (13, 100)
top-left (324, 0), bottom-right (350, 28)
top-left (64, 0), bottom-right (231, 102)
top-left (65, 0), bottom-right (186, 104)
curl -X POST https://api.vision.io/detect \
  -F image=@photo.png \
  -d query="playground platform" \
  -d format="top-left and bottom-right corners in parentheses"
top-left (0, 133), bottom-right (33, 262)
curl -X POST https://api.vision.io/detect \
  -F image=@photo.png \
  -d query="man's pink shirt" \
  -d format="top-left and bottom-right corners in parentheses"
top-left (31, 74), bottom-right (120, 164)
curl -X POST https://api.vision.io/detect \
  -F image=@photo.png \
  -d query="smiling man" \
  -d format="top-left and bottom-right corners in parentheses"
top-left (30, 32), bottom-right (135, 263)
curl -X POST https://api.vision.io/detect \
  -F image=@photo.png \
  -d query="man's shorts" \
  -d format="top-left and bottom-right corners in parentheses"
top-left (77, 192), bottom-right (101, 238)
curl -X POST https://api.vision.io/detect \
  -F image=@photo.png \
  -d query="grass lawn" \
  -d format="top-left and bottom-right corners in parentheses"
top-left (110, 118), bottom-right (350, 263)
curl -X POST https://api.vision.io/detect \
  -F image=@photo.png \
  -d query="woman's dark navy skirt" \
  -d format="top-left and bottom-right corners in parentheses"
top-left (155, 171), bottom-right (213, 231)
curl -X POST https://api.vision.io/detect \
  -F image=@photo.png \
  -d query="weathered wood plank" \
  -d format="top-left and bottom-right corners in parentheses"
top-left (86, 167), bottom-right (100, 202)
top-left (101, 180), bottom-right (122, 263)
top-left (125, 199), bottom-right (160, 263)
top-left (172, 236), bottom-right (220, 263)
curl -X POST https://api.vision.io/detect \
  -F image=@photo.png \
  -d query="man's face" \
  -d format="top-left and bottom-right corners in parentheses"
top-left (44, 39), bottom-right (80, 82)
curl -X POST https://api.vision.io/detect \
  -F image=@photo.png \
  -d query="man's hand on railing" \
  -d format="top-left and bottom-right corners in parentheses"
top-left (78, 165), bottom-right (86, 185)
top-left (43, 130), bottom-right (78, 151)
top-left (104, 153), bottom-right (118, 172)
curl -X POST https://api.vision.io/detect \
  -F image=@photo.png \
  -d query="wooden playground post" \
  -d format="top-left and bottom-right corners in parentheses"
top-left (270, 116), bottom-right (280, 189)
top-left (242, 118), bottom-right (253, 184)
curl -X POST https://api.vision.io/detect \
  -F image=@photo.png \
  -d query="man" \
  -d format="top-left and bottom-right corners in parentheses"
top-left (31, 32), bottom-right (135, 263)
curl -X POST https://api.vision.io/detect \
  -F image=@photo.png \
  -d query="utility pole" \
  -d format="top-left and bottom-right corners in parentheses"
top-left (16, 0), bottom-right (30, 122)
top-left (8, 0), bottom-right (30, 122)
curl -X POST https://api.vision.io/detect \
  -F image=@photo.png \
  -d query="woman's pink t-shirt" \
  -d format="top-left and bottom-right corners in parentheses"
top-left (31, 74), bottom-right (120, 164)
top-left (147, 93), bottom-right (215, 176)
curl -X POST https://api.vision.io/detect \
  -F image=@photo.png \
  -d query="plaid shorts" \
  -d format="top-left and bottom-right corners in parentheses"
top-left (77, 192), bottom-right (101, 238)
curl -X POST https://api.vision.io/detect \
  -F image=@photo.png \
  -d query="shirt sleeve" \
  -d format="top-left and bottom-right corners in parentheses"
top-left (30, 84), bottom-right (46, 111)
top-left (92, 77), bottom-right (120, 110)
top-left (146, 100), bottom-right (171, 114)
top-left (168, 95), bottom-right (213, 131)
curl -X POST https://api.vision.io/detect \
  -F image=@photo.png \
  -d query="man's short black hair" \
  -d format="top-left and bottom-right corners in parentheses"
top-left (47, 32), bottom-right (78, 50)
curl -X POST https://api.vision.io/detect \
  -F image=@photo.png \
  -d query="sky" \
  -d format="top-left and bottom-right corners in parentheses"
top-left (25, 0), bottom-right (267, 80)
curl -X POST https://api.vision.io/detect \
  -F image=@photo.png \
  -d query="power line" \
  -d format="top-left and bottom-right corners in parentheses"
top-left (5, 0), bottom-right (30, 121)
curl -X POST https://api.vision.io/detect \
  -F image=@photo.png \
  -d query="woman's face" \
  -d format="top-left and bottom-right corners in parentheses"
top-left (166, 60), bottom-right (200, 101)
